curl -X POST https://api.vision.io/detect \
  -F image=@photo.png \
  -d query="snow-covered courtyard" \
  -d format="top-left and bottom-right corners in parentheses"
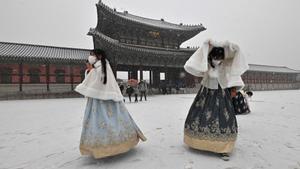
top-left (0, 90), bottom-right (300, 169)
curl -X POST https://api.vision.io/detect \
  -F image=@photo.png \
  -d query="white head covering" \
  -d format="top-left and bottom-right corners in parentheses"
top-left (184, 39), bottom-right (249, 77)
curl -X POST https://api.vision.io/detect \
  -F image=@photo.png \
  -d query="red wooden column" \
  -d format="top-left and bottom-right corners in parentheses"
top-left (46, 63), bottom-right (50, 92)
top-left (19, 62), bottom-right (23, 92)
top-left (70, 64), bottom-right (74, 90)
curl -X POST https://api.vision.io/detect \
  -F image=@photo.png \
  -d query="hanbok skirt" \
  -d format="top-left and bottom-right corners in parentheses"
top-left (231, 91), bottom-right (251, 115)
top-left (184, 85), bottom-right (238, 153)
top-left (80, 98), bottom-right (146, 159)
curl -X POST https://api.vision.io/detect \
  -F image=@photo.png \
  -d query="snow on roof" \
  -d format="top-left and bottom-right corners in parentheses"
top-left (1, 41), bottom-right (299, 74)
top-left (0, 42), bottom-right (90, 61)
top-left (98, 2), bottom-right (205, 31)
top-left (248, 64), bottom-right (300, 73)
top-left (115, 12), bottom-right (203, 31)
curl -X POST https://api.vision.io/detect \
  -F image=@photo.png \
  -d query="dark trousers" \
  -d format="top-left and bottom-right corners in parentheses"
top-left (128, 94), bottom-right (139, 102)
top-left (140, 91), bottom-right (147, 101)
top-left (134, 94), bottom-right (138, 102)
top-left (128, 94), bottom-right (132, 102)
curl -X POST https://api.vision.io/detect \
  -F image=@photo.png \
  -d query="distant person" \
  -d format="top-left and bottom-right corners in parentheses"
top-left (246, 91), bottom-right (253, 98)
top-left (138, 80), bottom-right (148, 101)
top-left (229, 88), bottom-right (251, 115)
top-left (175, 84), bottom-right (180, 94)
top-left (126, 85), bottom-right (134, 102)
top-left (119, 84), bottom-right (124, 93)
top-left (119, 83), bottom-right (125, 102)
top-left (160, 82), bottom-right (167, 95)
top-left (167, 83), bottom-right (172, 94)
top-left (244, 90), bottom-right (253, 110)
top-left (132, 85), bottom-right (139, 102)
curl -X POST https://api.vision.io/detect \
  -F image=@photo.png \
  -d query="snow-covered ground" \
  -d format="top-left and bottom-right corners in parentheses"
top-left (0, 90), bottom-right (300, 169)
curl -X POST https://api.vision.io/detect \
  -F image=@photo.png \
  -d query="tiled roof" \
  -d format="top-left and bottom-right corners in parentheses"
top-left (248, 64), bottom-right (299, 73)
top-left (88, 29), bottom-right (192, 56)
top-left (98, 1), bottom-right (205, 32)
top-left (1, 41), bottom-right (299, 74)
top-left (0, 42), bottom-right (90, 62)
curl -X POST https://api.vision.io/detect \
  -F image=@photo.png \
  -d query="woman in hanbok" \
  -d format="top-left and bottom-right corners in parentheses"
top-left (183, 39), bottom-right (249, 161)
top-left (75, 49), bottom-right (146, 159)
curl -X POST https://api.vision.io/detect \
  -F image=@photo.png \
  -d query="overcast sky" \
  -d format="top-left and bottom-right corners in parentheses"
top-left (0, 0), bottom-right (300, 70)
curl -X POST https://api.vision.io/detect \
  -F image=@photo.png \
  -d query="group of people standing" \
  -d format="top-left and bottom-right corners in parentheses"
top-left (74, 39), bottom-right (250, 161)
top-left (119, 80), bottom-right (148, 103)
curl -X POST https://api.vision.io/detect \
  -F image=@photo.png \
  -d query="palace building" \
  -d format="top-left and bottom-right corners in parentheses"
top-left (0, 1), bottom-right (299, 99)
top-left (0, 41), bottom-right (299, 100)
top-left (88, 1), bottom-right (206, 88)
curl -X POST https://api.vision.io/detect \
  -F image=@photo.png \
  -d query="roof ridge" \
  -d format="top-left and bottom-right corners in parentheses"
top-left (97, 1), bottom-right (204, 30)
top-left (249, 64), bottom-right (300, 73)
top-left (249, 63), bottom-right (287, 68)
top-left (116, 11), bottom-right (202, 28)
top-left (0, 41), bottom-right (91, 51)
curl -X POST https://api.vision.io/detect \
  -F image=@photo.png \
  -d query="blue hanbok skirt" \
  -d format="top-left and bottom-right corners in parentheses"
top-left (80, 98), bottom-right (146, 159)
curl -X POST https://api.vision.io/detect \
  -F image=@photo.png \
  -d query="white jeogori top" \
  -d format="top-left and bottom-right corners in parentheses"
top-left (184, 39), bottom-right (249, 90)
top-left (75, 60), bottom-right (123, 101)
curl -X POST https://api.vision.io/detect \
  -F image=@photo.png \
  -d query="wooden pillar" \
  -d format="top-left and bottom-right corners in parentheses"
top-left (132, 69), bottom-right (138, 80)
top-left (169, 67), bottom-right (176, 84)
top-left (111, 54), bottom-right (118, 78)
top-left (131, 65), bottom-right (138, 80)
top-left (128, 67), bottom-right (138, 80)
top-left (128, 70), bottom-right (131, 80)
top-left (70, 64), bottom-right (74, 91)
top-left (110, 62), bottom-right (116, 78)
top-left (164, 64), bottom-right (168, 83)
top-left (149, 69), bottom-right (153, 86)
top-left (172, 68), bottom-right (179, 85)
top-left (152, 68), bottom-right (160, 88)
top-left (46, 63), bottom-right (50, 92)
top-left (19, 62), bottom-right (23, 92)
top-left (139, 66), bottom-right (143, 81)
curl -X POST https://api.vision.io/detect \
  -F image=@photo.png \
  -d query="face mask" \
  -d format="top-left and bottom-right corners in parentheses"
top-left (88, 55), bottom-right (97, 65)
top-left (212, 60), bottom-right (222, 66)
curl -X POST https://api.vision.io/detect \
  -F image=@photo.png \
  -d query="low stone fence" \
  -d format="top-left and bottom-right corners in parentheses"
top-left (1, 83), bottom-right (299, 100)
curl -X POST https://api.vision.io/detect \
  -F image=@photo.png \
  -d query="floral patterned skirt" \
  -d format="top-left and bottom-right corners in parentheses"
top-left (80, 98), bottom-right (146, 159)
top-left (184, 85), bottom-right (238, 153)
